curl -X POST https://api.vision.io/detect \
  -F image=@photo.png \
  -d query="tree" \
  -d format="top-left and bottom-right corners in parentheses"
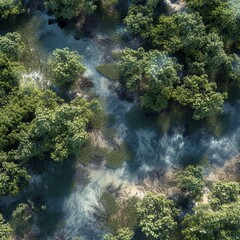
top-left (182, 202), bottom-right (240, 240)
top-left (0, 152), bottom-right (30, 196)
top-left (228, 54), bottom-right (240, 83)
top-left (120, 47), bottom-right (181, 111)
top-left (44, 0), bottom-right (97, 19)
top-left (150, 12), bottom-right (206, 54)
top-left (0, 87), bottom-right (61, 154)
top-left (177, 165), bottom-right (204, 200)
top-left (137, 193), bottom-right (179, 239)
top-left (0, 32), bottom-right (24, 61)
top-left (124, 5), bottom-right (154, 38)
top-left (48, 47), bottom-right (85, 87)
top-left (12, 202), bottom-right (34, 236)
top-left (103, 228), bottom-right (134, 240)
top-left (173, 75), bottom-right (227, 120)
top-left (0, 214), bottom-right (12, 240)
top-left (124, 0), bottom-right (160, 38)
top-left (210, 181), bottom-right (240, 210)
top-left (0, 53), bottom-right (21, 96)
top-left (0, 0), bottom-right (24, 19)
top-left (185, 0), bottom-right (240, 47)
top-left (19, 96), bottom-right (99, 161)
top-left (150, 13), bottom-right (229, 79)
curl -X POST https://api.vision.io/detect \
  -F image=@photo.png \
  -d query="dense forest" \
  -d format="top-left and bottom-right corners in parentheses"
top-left (0, 0), bottom-right (240, 239)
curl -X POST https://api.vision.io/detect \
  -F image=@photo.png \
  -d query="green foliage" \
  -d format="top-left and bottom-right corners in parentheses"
top-left (96, 63), bottom-right (121, 81)
top-left (45, 0), bottom-right (97, 19)
top-left (0, 87), bottom-right (60, 154)
top-left (150, 13), bottom-right (229, 78)
top-left (229, 54), bottom-right (240, 83)
top-left (12, 202), bottom-right (33, 224)
top-left (173, 75), bottom-right (227, 120)
top-left (101, 195), bottom-right (138, 234)
top-left (0, 214), bottom-right (12, 240)
top-left (186, 0), bottom-right (240, 47)
top-left (0, 0), bottom-right (24, 18)
top-left (20, 96), bottom-right (99, 161)
top-left (103, 228), bottom-right (134, 240)
top-left (17, 16), bottom-right (47, 73)
top-left (124, 0), bottom-right (160, 37)
top-left (78, 140), bottom-right (108, 165)
top-left (106, 144), bottom-right (131, 169)
top-left (0, 53), bottom-right (21, 96)
top-left (182, 202), bottom-right (240, 240)
top-left (0, 152), bottom-right (30, 196)
top-left (12, 202), bottom-right (34, 236)
top-left (48, 47), bottom-right (85, 87)
top-left (177, 165), bottom-right (204, 200)
top-left (0, 32), bottom-right (24, 61)
top-left (137, 193), bottom-right (179, 239)
top-left (124, 5), bottom-right (154, 38)
top-left (210, 181), bottom-right (240, 210)
top-left (120, 47), bottom-right (181, 111)
top-left (101, 192), bottom-right (119, 216)
top-left (150, 12), bottom-right (205, 54)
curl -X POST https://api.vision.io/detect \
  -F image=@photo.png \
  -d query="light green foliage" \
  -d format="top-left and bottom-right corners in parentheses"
top-left (0, 214), bottom-right (12, 240)
top-left (103, 228), bottom-right (134, 240)
top-left (124, 5), bottom-right (154, 38)
top-left (177, 165), bottom-right (204, 200)
top-left (0, 152), bottom-right (30, 196)
top-left (203, 33), bottom-right (229, 78)
top-left (120, 47), bottom-right (181, 111)
top-left (0, 0), bottom-right (24, 18)
top-left (150, 14), bottom-right (181, 53)
top-left (12, 202), bottom-right (33, 223)
top-left (45, 0), bottom-right (97, 19)
top-left (137, 193), bottom-right (179, 239)
top-left (210, 181), bottom-right (240, 210)
top-left (173, 75), bottom-right (226, 120)
top-left (124, 0), bottom-right (159, 37)
top-left (20, 96), bottom-right (99, 161)
top-left (96, 63), bottom-right (121, 81)
top-left (150, 12), bottom-right (205, 53)
top-left (182, 202), bottom-right (240, 240)
top-left (0, 32), bottom-right (24, 61)
top-left (48, 47), bottom-right (85, 87)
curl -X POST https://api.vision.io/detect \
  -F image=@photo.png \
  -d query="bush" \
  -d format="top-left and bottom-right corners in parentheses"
top-left (96, 63), bottom-right (121, 81)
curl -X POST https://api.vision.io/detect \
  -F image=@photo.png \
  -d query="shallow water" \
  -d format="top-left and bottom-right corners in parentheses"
top-left (8, 13), bottom-right (240, 239)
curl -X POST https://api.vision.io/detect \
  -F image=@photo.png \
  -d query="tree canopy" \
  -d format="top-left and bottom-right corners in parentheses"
top-left (137, 193), bottom-right (179, 239)
top-left (48, 47), bottom-right (85, 87)
top-left (120, 47), bottom-right (181, 111)
top-left (45, 0), bottom-right (97, 19)
top-left (177, 165), bottom-right (204, 200)
top-left (0, 0), bottom-right (24, 19)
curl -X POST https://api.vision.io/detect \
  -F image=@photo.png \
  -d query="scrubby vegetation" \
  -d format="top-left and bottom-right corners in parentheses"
top-left (1, 0), bottom-right (240, 239)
